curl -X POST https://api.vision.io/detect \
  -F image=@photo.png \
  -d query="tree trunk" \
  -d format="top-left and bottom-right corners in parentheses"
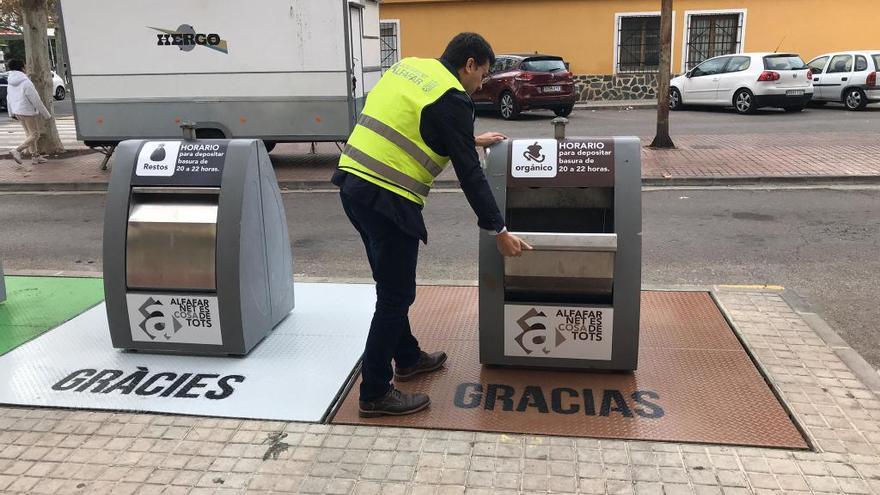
top-left (21, 0), bottom-right (64, 155)
top-left (649, 0), bottom-right (675, 149)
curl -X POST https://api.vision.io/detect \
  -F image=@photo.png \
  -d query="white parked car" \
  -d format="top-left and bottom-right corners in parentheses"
top-left (807, 51), bottom-right (880, 110)
top-left (669, 52), bottom-right (813, 114)
top-left (51, 71), bottom-right (66, 100)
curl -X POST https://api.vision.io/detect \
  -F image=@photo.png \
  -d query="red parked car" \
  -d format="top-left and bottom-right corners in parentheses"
top-left (472, 54), bottom-right (577, 120)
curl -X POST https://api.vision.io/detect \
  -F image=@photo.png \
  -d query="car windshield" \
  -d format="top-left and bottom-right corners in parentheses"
top-left (521, 58), bottom-right (566, 72)
top-left (764, 55), bottom-right (807, 70)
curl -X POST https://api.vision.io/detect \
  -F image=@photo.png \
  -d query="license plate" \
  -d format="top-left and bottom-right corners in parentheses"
top-left (786, 89), bottom-right (805, 96)
top-left (543, 85), bottom-right (562, 93)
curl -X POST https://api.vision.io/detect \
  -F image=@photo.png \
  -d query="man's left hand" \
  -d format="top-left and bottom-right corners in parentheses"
top-left (475, 132), bottom-right (507, 148)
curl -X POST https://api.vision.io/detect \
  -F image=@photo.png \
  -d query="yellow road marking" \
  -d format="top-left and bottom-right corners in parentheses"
top-left (717, 284), bottom-right (785, 291)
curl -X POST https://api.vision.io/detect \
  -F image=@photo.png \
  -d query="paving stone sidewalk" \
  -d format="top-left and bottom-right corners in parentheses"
top-left (1, 287), bottom-right (878, 494)
top-left (2, 132), bottom-right (880, 191)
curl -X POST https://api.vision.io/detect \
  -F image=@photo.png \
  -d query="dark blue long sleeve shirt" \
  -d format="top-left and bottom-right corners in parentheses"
top-left (331, 59), bottom-right (505, 243)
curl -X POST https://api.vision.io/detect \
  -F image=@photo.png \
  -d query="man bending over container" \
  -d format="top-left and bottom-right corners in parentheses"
top-left (333, 32), bottom-right (532, 418)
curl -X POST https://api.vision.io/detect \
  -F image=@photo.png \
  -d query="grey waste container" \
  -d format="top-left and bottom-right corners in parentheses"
top-left (479, 132), bottom-right (642, 370)
top-left (103, 139), bottom-right (295, 355)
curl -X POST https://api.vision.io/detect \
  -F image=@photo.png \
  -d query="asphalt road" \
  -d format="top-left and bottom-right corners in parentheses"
top-left (474, 104), bottom-right (880, 139)
top-left (1, 187), bottom-right (878, 369)
top-left (2, 97), bottom-right (878, 137)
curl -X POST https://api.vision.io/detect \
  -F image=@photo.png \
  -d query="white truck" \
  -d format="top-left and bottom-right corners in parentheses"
top-left (58, 0), bottom-right (382, 153)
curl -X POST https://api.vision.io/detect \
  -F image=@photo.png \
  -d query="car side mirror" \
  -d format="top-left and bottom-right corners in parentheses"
top-left (685, 70), bottom-right (694, 78)
top-left (810, 67), bottom-right (822, 75)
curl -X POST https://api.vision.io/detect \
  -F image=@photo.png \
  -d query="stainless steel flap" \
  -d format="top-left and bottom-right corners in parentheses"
top-left (126, 200), bottom-right (218, 291)
top-left (510, 232), bottom-right (617, 252)
top-left (504, 232), bottom-right (617, 296)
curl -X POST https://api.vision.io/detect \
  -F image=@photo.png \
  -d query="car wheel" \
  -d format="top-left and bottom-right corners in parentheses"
top-left (843, 88), bottom-right (867, 111)
top-left (499, 91), bottom-right (520, 120)
top-left (553, 105), bottom-right (573, 117)
top-left (54, 86), bottom-right (66, 101)
top-left (733, 89), bottom-right (756, 114)
top-left (669, 87), bottom-right (683, 110)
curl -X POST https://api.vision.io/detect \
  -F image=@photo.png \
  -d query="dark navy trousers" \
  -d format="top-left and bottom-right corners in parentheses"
top-left (340, 191), bottom-right (422, 401)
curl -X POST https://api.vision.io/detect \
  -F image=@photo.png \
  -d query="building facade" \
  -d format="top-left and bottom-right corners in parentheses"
top-left (379, 0), bottom-right (878, 101)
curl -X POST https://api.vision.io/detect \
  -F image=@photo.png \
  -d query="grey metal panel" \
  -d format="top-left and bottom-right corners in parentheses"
top-left (104, 139), bottom-right (294, 356)
top-left (73, 100), bottom-right (354, 143)
top-left (103, 140), bottom-right (145, 350)
top-left (214, 140), bottom-right (258, 354)
top-left (257, 142), bottom-right (296, 327)
top-left (0, 283), bottom-right (375, 422)
top-left (478, 141), bottom-right (508, 365)
top-left (611, 136), bottom-right (643, 370)
top-left (478, 136), bottom-right (643, 371)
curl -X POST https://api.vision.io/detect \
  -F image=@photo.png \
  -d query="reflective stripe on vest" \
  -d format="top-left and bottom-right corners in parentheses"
top-left (356, 114), bottom-right (444, 178)
top-left (338, 57), bottom-right (465, 205)
top-left (343, 144), bottom-right (431, 197)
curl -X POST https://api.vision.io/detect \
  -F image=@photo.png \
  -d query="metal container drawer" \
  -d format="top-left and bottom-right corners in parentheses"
top-left (126, 196), bottom-right (218, 291)
top-left (504, 232), bottom-right (617, 296)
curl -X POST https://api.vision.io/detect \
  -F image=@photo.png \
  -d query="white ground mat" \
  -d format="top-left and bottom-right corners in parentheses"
top-left (0, 283), bottom-right (375, 422)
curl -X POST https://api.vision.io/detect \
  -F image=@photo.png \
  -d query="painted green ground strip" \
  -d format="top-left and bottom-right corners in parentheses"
top-left (0, 276), bottom-right (104, 355)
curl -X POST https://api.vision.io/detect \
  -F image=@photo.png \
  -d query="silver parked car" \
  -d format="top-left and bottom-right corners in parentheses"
top-left (807, 51), bottom-right (880, 110)
top-left (670, 52), bottom-right (813, 114)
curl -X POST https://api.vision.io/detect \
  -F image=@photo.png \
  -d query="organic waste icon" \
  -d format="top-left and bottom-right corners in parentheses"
top-left (150, 144), bottom-right (166, 161)
top-left (523, 142), bottom-right (545, 163)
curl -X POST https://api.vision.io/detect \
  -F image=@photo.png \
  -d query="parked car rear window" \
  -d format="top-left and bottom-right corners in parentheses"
top-left (521, 58), bottom-right (566, 72)
top-left (763, 55), bottom-right (806, 70)
top-left (855, 55), bottom-right (868, 72)
top-left (873, 55), bottom-right (880, 70)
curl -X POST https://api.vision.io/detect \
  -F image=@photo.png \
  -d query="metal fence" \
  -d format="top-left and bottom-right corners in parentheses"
top-left (617, 15), bottom-right (661, 73)
top-left (685, 14), bottom-right (742, 70)
top-left (380, 22), bottom-right (399, 72)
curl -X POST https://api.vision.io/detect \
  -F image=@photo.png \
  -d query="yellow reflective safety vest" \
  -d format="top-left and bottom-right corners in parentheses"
top-left (338, 57), bottom-right (465, 205)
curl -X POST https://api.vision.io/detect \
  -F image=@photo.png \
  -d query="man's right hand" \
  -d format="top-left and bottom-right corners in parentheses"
top-left (496, 231), bottom-right (533, 257)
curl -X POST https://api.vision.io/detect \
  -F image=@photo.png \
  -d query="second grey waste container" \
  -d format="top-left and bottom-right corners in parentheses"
top-left (103, 139), bottom-right (295, 355)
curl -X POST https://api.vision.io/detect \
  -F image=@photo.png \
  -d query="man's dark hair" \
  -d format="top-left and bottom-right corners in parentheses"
top-left (8, 59), bottom-right (24, 72)
top-left (441, 33), bottom-right (495, 69)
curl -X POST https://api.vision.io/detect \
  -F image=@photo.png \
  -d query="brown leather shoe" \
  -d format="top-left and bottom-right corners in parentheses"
top-left (394, 350), bottom-right (448, 381)
top-left (358, 387), bottom-right (430, 418)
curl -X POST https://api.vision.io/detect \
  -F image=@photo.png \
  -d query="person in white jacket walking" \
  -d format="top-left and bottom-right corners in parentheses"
top-left (5, 59), bottom-right (51, 164)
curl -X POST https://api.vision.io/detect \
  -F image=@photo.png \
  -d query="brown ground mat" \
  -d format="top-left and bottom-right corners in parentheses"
top-left (331, 288), bottom-right (809, 449)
